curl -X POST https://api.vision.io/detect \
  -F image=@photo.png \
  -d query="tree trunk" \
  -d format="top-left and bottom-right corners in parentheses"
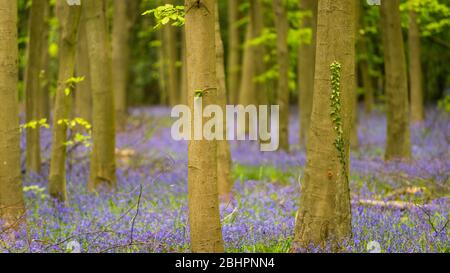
top-left (351, 0), bottom-right (360, 148)
top-left (39, 0), bottom-right (51, 121)
top-left (227, 0), bottom-right (240, 104)
top-left (408, 9), bottom-right (424, 123)
top-left (237, 23), bottom-right (255, 135)
top-left (112, 0), bottom-right (139, 129)
top-left (0, 0), bottom-right (25, 231)
top-left (163, 0), bottom-right (180, 106)
top-left (49, 0), bottom-right (82, 203)
top-left (215, 2), bottom-right (233, 203)
top-left (238, 23), bottom-right (255, 106)
top-left (298, 0), bottom-right (318, 147)
top-left (380, 0), bottom-right (411, 160)
top-left (273, 0), bottom-right (290, 151)
top-left (180, 26), bottom-right (188, 105)
top-left (251, 0), bottom-right (267, 108)
top-left (25, 0), bottom-right (47, 173)
top-left (84, 0), bottom-right (117, 191)
top-left (293, 0), bottom-right (354, 251)
top-left (185, 0), bottom-right (224, 253)
top-left (360, 38), bottom-right (374, 114)
top-left (75, 14), bottom-right (93, 123)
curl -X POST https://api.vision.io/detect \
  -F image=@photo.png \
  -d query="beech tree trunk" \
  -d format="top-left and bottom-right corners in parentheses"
top-left (227, 0), bottom-right (240, 104)
top-left (112, 0), bottom-right (139, 129)
top-left (39, 0), bottom-right (51, 121)
top-left (298, 0), bottom-right (318, 147)
top-left (273, 0), bottom-right (290, 151)
top-left (0, 0), bottom-right (25, 231)
top-left (293, 0), bottom-right (354, 251)
top-left (84, 0), bottom-right (117, 191)
top-left (408, 9), bottom-right (424, 123)
top-left (215, 2), bottom-right (233, 202)
top-left (75, 14), bottom-right (93, 123)
top-left (381, 0), bottom-right (411, 160)
top-left (163, 0), bottom-right (180, 106)
top-left (49, 0), bottom-right (82, 203)
top-left (25, 0), bottom-right (47, 173)
top-left (185, 0), bottom-right (224, 253)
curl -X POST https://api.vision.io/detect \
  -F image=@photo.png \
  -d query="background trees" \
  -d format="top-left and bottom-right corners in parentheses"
top-left (84, 0), bottom-right (117, 191)
top-left (0, 0), bottom-right (448, 253)
top-left (381, 0), bottom-right (411, 160)
top-left (24, 0), bottom-right (48, 173)
top-left (49, 0), bottom-right (82, 203)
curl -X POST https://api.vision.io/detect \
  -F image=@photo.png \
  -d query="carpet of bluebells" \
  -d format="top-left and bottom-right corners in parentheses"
top-left (1, 107), bottom-right (448, 253)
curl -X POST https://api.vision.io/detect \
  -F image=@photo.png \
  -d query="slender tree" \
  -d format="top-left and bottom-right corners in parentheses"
top-left (163, 0), bottom-right (180, 106)
top-left (39, 0), bottom-right (51, 121)
top-left (251, 0), bottom-right (268, 108)
top-left (358, 0), bottom-right (374, 114)
top-left (351, 0), bottom-right (360, 148)
top-left (273, 0), bottom-right (290, 151)
top-left (238, 23), bottom-right (256, 107)
top-left (293, 0), bottom-right (355, 250)
top-left (227, 0), bottom-right (240, 104)
top-left (360, 37), bottom-right (374, 114)
top-left (49, 0), bottom-right (82, 203)
top-left (75, 13), bottom-right (93, 123)
top-left (408, 8), bottom-right (425, 123)
top-left (112, 0), bottom-right (139, 129)
top-left (83, 0), bottom-right (117, 191)
top-left (25, 0), bottom-right (48, 173)
top-left (185, 0), bottom-right (224, 252)
top-left (298, 0), bottom-right (318, 147)
top-left (380, 0), bottom-right (411, 160)
top-left (215, 2), bottom-right (233, 202)
top-left (0, 0), bottom-right (25, 230)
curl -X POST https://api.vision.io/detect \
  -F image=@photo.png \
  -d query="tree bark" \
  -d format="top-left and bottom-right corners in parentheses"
top-left (215, 2), bottom-right (233, 203)
top-left (84, 0), bottom-right (117, 191)
top-left (185, 0), bottom-right (224, 253)
top-left (163, 0), bottom-right (180, 106)
top-left (39, 0), bottom-right (51, 121)
top-left (25, 0), bottom-right (47, 173)
top-left (298, 0), bottom-right (318, 147)
top-left (49, 0), bottom-right (82, 203)
top-left (293, 0), bottom-right (354, 251)
top-left (0, 0), bottom-right (25, 231)
top-left (112, 0), bottom-right (136, 129)
top-left (75, 13), bottom-right (93, 123)
top-left (360, 37), bottom-right (374, 114)
top-left (238, 23), bottom-right (255, 106)
top-left (408, 9), bottom-right (424, 123)
top-left (227, 0), bottom-right (240, 104)
top-left (380, 0), bottom-right (411, 160)
top-left (273, 0), bottom-right (290, 151)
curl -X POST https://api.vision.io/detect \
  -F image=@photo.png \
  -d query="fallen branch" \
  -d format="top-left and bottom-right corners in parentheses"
top-left (353, 199), bottom-right (431, 210)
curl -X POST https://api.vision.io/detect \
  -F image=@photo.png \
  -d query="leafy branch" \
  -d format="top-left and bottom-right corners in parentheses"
top-left (142, 4), bottom-right (185, 29)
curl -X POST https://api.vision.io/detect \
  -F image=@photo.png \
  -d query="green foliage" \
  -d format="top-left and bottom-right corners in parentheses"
top-left (142, 4), bottom-right (185, 29)
top-left (57, 117), bottom-right (92, 147)
top-left (233, 164), bottom-right (294, 186)
top-left (401, 0), bottom-right (450, 36)
top-left (20, 118), bottom-right (50, 132)
top-left (23, 185), bottom-right (48, 200)
top-left (438, 94), bottom-right (450, 112)
top-left (64, 76), bottom-right (84, 96)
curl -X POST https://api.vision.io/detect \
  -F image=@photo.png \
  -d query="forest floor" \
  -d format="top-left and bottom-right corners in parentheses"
top-left (2, 107), bottom-right (449, 253)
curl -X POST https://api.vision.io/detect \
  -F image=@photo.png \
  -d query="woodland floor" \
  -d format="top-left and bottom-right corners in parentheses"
top-left (1, 106), bottom-right (449, 253)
